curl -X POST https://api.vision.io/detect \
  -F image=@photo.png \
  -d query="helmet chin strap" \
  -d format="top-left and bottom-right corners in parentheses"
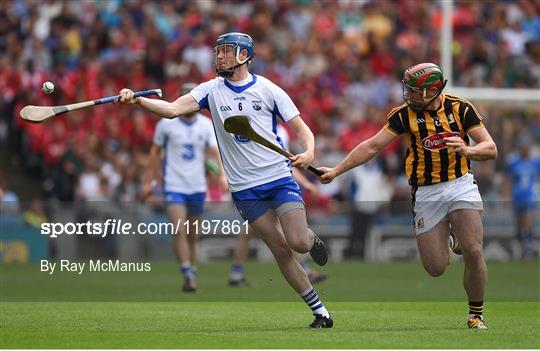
top-left (216, 46), bottom-right (253, 78)
top-left (216, 61), bottom-right (248, 78)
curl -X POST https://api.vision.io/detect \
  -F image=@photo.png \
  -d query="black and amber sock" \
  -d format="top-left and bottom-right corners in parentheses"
top-left (468, 301), bottom-right (483, 317)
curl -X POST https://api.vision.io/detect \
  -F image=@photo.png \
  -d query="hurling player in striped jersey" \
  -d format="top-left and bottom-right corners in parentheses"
top-left (319, 63), bottom-right (497, 330)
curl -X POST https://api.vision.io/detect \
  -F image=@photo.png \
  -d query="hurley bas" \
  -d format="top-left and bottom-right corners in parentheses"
top-left (41, 260), bottom-right (152, 275)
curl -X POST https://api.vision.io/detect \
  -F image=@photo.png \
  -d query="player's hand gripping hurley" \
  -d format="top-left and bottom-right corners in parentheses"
top-left (20, 89), bottom-right (162, 123)
top-left (224, 115), bottom-right (323, 177)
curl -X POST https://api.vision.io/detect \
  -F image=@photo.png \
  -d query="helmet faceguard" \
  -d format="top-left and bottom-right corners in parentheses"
top-left (214, 32), bottom-right (255, 78)
top-left (402, 63), bottom-right (447, 112)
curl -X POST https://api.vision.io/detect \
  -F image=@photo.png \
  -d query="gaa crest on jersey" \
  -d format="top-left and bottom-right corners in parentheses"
top-left (234, 134), bottom-right (250, 143)
top-left (252, 100), bottom-right (262, 111)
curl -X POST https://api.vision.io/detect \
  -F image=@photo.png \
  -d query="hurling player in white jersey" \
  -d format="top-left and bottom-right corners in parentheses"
top-left (119, 32), bottom-right (333, 328)
top-left (228, 124), bottom-right (328, 286)
top-left (143, 83), bottom-right (226, 293)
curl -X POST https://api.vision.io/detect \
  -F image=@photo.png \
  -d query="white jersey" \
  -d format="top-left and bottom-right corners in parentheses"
top-left (276, 124), bottom-right (290, 150)
top-left (153, 113), bottom-right (217, 194)
top-left (190, 74), bottom-right (298, 192)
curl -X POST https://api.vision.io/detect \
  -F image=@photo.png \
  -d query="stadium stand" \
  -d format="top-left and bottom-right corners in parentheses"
top-left (1, 0), bottom-right (538, 261)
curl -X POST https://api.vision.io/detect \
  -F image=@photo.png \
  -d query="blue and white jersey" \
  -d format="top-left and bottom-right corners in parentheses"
top-left (276, 124), bottom-right (290, 151)
top-left (190, 74), bottom-right (299, 192)
top-left (153, 113), bottom-right (217, 194)
top-left (506, 154), bottom-right (540, 202)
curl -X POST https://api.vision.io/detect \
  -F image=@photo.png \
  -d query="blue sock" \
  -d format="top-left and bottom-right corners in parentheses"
top-left (523, 231), bottom-right (534, 253)
top-left (231, 263), bottom-right (244, 274)
top-left (181, 264), bottom-right (194, 278)
top-left (230, 263), bottom-right (244, 280)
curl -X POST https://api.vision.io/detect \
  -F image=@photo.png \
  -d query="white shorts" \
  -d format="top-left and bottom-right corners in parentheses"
top-left (413, 172), bottom-right (483, 235)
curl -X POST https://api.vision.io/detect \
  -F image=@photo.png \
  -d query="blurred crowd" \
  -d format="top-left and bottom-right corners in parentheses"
top-left (1, 0), bottom-right (539, 214)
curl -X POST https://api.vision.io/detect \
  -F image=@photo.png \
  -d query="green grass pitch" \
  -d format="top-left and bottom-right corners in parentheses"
top-left (1, 261), bottom-right (539, 348)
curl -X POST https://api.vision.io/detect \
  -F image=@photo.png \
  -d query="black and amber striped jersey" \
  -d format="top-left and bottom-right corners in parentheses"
top-left (384, 94), bottom-right (484, 186)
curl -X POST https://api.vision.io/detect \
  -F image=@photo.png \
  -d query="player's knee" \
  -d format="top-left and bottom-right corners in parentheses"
top-left (172, 228), bottom-right (187, 242)
top-left (424, 263), bottom-right (446, 277)
top-left (426, 267), bottom-right (445, 277)
top-left (287, 237), bottom-right (310, 254)
top-left (294, 242), bottom-right (310, 254)
top-left (462, 246), bottom-right (484, 263)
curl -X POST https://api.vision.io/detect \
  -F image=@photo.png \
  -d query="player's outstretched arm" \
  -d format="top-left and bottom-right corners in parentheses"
top-left (118, 89), bottom-right (200, 119)
top-left (319, 128), bottom-right (397, 184)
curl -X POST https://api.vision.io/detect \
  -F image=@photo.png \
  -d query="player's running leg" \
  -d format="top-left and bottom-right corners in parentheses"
top-left (229, 230), bottom-right (327, 286)
top-left (186, 214), bottom-right (201, 282)
top-left (516, 208), bottom-right (535, 260)
top-left (249, 210), bottom-right (333, 328)
top-left (168, 204), bottom-right (196, 292)
top-left (449, 209), bottom-right (488, 330)
top-left (229, 229), bottom-right (253, 286)
top-left (276, 205), bottom-right (331, 325)
top-left (277, 206), bottom-right (328, 266)
top-left (416, 220), bottom-right (452, 277)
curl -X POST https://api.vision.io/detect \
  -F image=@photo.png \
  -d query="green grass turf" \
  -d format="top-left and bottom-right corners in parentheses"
top-left (1, 261), bottom-right (539, 348)
top-left (2, 302), bottom-right (539, 348)
top-left (2, 261), bottom-right (538, 301)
